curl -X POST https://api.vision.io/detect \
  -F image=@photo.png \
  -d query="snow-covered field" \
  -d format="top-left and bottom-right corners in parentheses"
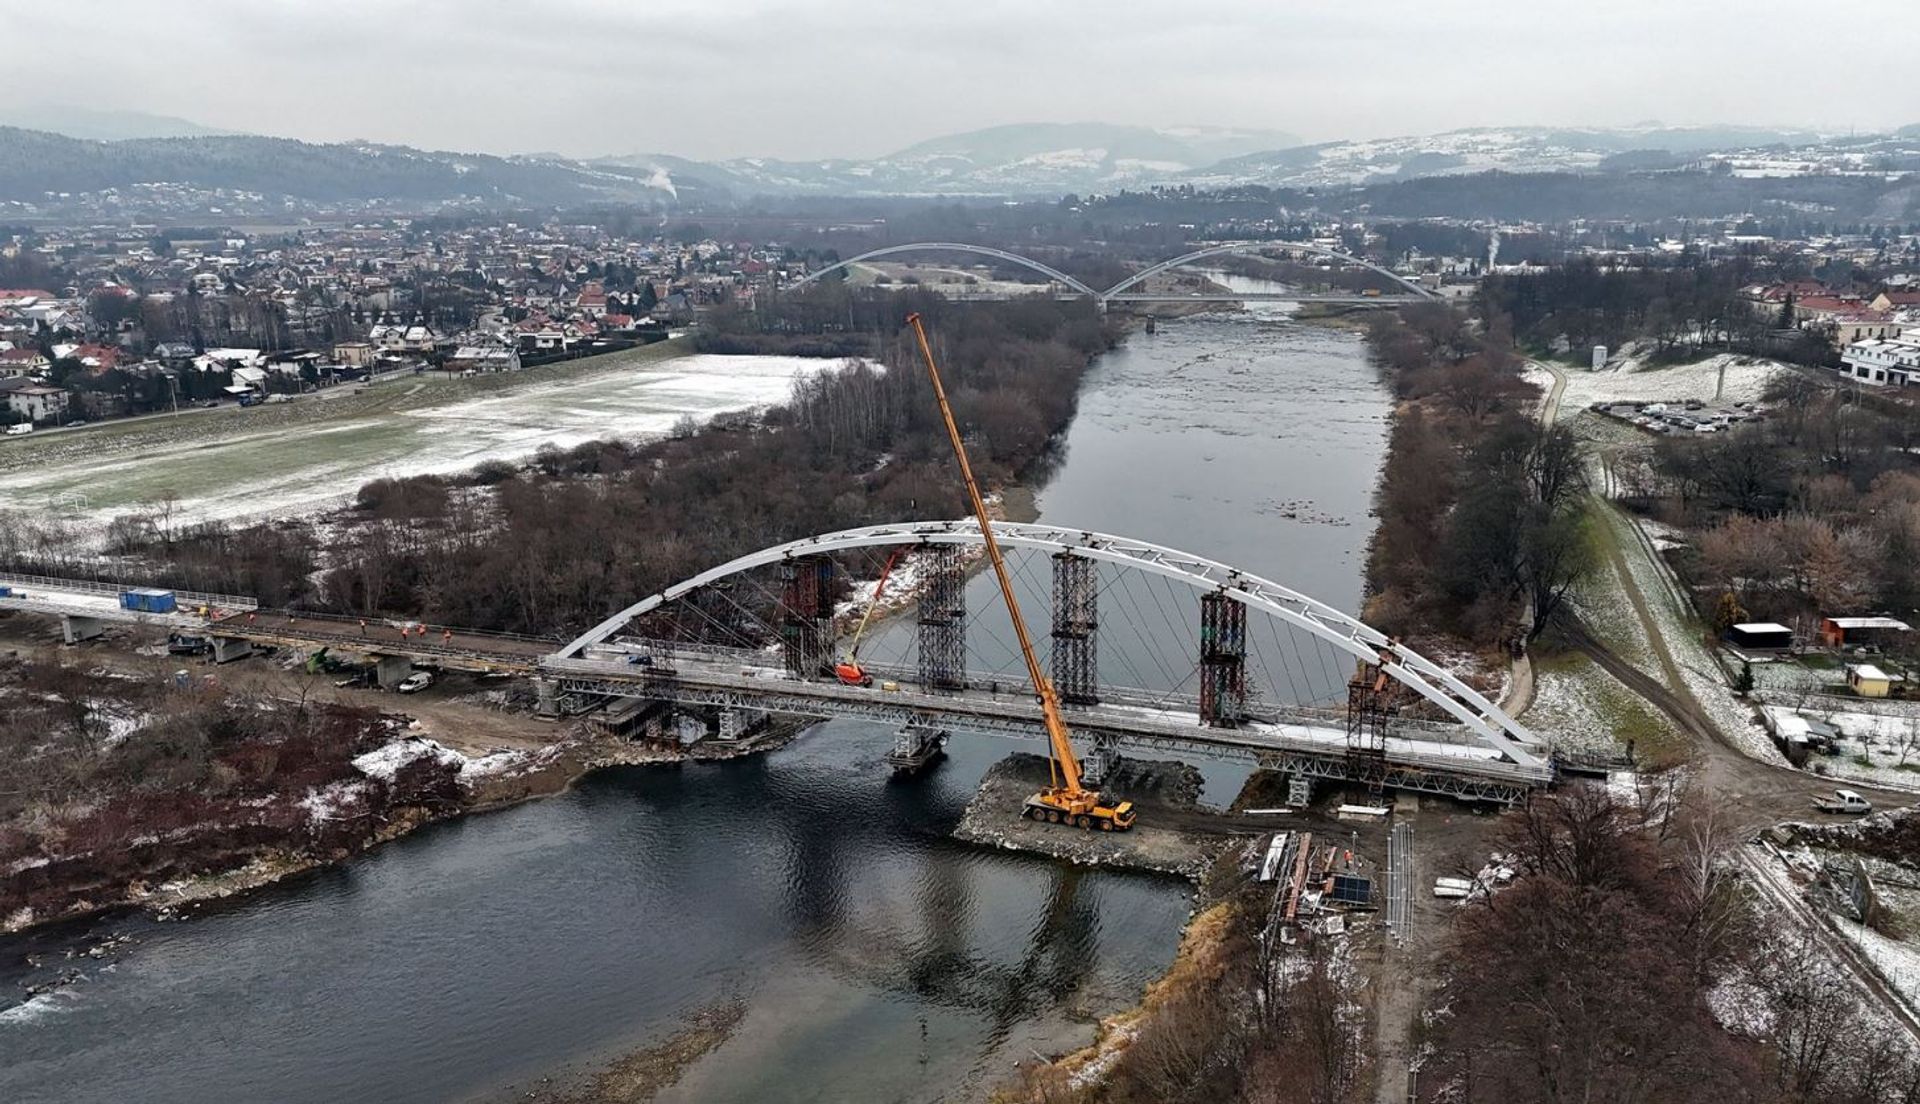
top-left (1529, 354), bottom-right (1794, 424)
top-left (0, 350), bottom-right (842, 530)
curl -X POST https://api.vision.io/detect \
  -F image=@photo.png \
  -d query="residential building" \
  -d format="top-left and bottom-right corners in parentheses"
top-left (0, 377), bottom-right (70, 422)
top-left (1840, 336), bottom-right (1920, 386)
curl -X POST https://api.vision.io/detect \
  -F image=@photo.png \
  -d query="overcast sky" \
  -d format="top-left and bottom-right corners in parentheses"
top-left (9, 0), bottom-right (1918, 160)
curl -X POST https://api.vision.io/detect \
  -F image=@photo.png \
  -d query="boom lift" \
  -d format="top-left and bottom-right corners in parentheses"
top-left (905, 313), bottom-right (1135, 831)
top-left (833, 547), bottom-right (904, 687)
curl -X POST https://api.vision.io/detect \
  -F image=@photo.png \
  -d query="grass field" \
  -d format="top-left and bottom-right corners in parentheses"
top-left (0, 341), bottom-right (840, 529)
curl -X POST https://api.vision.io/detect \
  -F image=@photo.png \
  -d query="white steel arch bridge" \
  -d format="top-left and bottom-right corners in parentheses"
top-left (784, 241), bottom-right (1440, 306)
top-left (544, 520), bottom-right (1550, 802)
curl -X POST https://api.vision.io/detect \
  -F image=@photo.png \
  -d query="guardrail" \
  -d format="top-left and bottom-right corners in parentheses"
top-left (0, 571), bottom-right (258, 612)
top-left (221, 606), bottom-right (564, 647)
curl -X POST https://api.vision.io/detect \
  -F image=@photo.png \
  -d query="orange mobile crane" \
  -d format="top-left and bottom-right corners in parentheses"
top-left (905, 313), bottom-right (1135, 831)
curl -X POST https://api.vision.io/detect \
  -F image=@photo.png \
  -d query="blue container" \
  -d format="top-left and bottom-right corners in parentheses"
top-left (121, 588), bottom-right (178, 614)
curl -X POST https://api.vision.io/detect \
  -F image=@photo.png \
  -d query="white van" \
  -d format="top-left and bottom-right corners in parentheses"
top-left (3, 424), bottom-right (32, 436)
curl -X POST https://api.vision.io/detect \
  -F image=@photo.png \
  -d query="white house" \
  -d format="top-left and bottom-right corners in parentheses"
top-left (1840, 335), bottom-right (1920, 387)
top-left (0, 377), bottom-right (69, 422)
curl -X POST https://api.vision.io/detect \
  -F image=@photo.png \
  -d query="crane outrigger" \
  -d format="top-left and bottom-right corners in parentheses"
top-left (905, 313), bottom-right (1135, 831)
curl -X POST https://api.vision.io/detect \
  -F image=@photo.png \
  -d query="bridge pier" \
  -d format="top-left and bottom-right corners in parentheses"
top-left (533, 675), bottom-right (560, 719)
top-left (1050, 552), bottom-right (1098, 705)
top-left (210, 635), bottom-right (255, 663)
top-left (374, 654), bottom-right (414, 689)
top-left (1081, 737), bottom-right (1120, 788)
top-left (884, 723), bottom-right (947, 774)
top-left (60, 614), bottom-right (106, 644)
top-left (717, 705), bottom-right (768, 741)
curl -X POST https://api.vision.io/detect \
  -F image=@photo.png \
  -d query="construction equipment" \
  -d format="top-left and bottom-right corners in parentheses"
top-left (905, 313), bottom-right (1134, 831)
top-left (833, 548), bottom-right (904, 687)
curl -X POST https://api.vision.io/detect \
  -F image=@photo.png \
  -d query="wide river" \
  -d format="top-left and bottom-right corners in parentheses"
top-left (0, 280), bottom-right (1392, 1103)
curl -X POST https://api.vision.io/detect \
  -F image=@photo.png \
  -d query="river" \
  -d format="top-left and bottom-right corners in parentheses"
top-left (0, 280), bottom-right (1392, 1103)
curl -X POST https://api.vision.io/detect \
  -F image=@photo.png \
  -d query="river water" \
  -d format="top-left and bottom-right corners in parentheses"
top-left (0, 280), bottom-right (1391, 1103)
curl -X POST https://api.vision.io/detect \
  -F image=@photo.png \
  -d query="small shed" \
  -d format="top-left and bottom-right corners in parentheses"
top-left (1728, 622), bottom-right (1793, 650)
top-left (1847, 664), bottom-right (1902, 699)
top-left (1821, 616), bottom-right (1913, 649)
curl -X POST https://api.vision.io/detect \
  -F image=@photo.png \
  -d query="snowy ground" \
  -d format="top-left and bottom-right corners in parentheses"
top-left (0, 346), bottom-right (842, 530)
top-left (1527, 353), bottom-right (1793, 424)
top-left (1765, 701), bottom-right (1920, 793)
top-left (1526, 651), bottom-right (1681, 760)
top-left (1605, 507), bottom-right (1787, 765)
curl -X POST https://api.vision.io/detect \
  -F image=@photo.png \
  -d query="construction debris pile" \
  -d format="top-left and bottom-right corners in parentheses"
top-left (1251, 830), bottom-right (1376, 941)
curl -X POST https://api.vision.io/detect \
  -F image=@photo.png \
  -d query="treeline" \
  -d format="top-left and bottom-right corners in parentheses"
top-left (1418, 782), bottom-right (1920, 1103)
top-left (1479, 258), bottom-right (1831, 364)
top-left (1629, 374), bottom-right (1920, 631)
top-left (1364, 305), bottom-right (1591, 646)
top-left (314, 293), bottom-right (1114, 635)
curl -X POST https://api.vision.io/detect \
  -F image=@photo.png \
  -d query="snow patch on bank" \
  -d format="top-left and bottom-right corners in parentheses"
top-left (351, 737), bottom-right (466, 781)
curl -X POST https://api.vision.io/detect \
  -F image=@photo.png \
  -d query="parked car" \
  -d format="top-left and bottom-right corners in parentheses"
top-left (396, 671), bottom-right (435, 694)
top-left (1812, 789), bottom-right (1873, 814)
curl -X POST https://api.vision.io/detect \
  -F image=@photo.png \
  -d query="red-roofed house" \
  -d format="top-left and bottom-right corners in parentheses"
top-left (0, 347), bottom-right (49, 378)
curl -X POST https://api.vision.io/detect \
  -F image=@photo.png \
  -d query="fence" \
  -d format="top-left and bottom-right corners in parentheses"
top-left (0, 571), bottom-right (258, 612)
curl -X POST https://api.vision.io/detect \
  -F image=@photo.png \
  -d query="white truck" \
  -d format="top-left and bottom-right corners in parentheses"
top-left (4, 423), bottom-right (32, 436)
top-left (1811, 789), bottom-right (1873, 815)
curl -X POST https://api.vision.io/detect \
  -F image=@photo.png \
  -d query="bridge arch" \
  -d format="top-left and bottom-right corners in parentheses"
top-left (786, 242), bottom-right (1102, 298)
top-left (1102, 240), bottom-right (1439, 300)
top-left (554, 520), bottom-right (1541, 768)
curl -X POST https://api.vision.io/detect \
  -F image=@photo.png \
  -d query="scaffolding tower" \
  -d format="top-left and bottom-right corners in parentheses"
top-left (1346, 656), bottom-right (1401, 794)
top-left (780, 555), bottom-right (835, 677)
top-left (917, 546), bottom-right (967, 691)
top-left (1199, 591), bottom-right (1248, 726)
top-left (1050, 551), bottom-right (1099, 705)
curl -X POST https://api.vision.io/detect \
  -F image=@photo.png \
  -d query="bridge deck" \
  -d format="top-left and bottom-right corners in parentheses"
top-left (543, 653), bottom-right (1550, 800)
top-left (207, 610), bottom-right (557, 670)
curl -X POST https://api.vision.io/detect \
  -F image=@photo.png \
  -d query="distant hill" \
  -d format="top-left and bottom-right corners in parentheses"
top-left (601, 122), bottom-right (1302, 196)
top-left (1185, 125), bottom-right (1834, 189)
top-left (0, 104), bottom-right (232, 141)
top-left (0, 127), bottom-right (693, 207)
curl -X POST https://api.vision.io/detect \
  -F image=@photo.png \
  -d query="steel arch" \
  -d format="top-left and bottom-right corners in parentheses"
top-left (554, 520), bottom-right (1542, 768)
top-left (787, 243), bottom-right (1102, 298)
top-left (1101, 241), bottom-right (1438, 300)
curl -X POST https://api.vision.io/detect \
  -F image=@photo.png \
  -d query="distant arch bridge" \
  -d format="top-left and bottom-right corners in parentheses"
top-left (785, 240), bottom-right (1439, 306)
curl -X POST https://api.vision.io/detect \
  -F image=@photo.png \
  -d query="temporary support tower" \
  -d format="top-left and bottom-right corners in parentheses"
top-left (917, 546), bottom-right (967, 691)
top-left (1199, 591), bottom-right (1248, 726)
top-left (1050, 551), bottom-right (1099, 705)
top-left (780, 555), bottom-right (835, 677)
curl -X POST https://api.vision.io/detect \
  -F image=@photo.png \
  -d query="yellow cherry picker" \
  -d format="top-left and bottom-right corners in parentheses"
top-left (905, 314), bottom-right (1135, 831)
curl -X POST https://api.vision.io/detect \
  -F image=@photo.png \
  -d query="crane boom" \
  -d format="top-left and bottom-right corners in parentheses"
top-left (907, 314), bottom-right (1130, 830)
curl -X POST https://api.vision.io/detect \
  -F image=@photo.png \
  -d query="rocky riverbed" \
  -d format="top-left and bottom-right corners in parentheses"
top-left (953, 753), bottom-right (1239, 879)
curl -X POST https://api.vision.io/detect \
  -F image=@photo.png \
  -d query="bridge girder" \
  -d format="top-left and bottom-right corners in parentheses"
top-left (554, 520), bottom-right (1544, 770)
